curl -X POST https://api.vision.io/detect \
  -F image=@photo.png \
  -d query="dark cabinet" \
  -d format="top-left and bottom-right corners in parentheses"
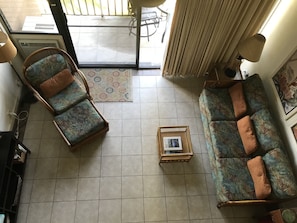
top-left (0, 132), bottom-right (30, 223)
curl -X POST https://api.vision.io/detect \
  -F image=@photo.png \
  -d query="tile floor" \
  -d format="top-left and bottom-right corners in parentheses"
top-left (17, 71), bottom-right (264, 223)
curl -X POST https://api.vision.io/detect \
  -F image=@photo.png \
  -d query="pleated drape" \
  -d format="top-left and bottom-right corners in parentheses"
top-left (162, 0), bottom-right (277, 77)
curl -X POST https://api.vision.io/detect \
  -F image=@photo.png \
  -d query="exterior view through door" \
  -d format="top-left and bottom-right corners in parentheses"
top-left (0, 0), bottom-right (176, 68)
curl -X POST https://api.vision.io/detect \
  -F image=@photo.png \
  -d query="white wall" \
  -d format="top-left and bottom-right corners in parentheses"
top-left (241, 1), bottom-right (297, 168)
top-left (0, 62), bottom-right (22, 131)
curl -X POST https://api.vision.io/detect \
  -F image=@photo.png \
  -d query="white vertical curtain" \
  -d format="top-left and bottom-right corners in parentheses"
top-left (162, 0), bottom-right (277, 77)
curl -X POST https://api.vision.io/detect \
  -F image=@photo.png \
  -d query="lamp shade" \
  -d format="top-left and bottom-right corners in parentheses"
top-left (237, 34), bottom-right (266, 62)
top-left (0, 31), bottom-right (17, 63)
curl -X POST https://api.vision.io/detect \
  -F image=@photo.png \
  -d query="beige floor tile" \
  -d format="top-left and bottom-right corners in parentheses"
top-left (22, 138), bottom-right (40, 159)
top-left (164, 174), bottom-right (187, 196)
top-left (140, 88), bottom-right (158, 102)
top-left (122, 102), bottom-right (141, 119)
top-left (101, 155), bottom-right (121, 176)
top-left (17, 204), bottom-right (29, 223)
top-left (188, 195), bottom-right (211, 220)
top-left (142, 155), bottom-right (163, 175)
top-left (122, 176), bottom-right (143, 198)
top-left (51, 201), bottom-right (76, 223)
top-left (101, 136), bottom-right (122, 156)
top-left (54, 178), bottom-right (78, 201)
top-left (158, 102), bottom-right (178, 118)
top-left (99, 199), bottom-right (121, 223)
top-left (41, 121), bottom-right (61, 139)
top-left (157, 87), bottom-right (176, 102)
top-left (57, 158), bottom-right (79, 178)
top-left (34, 158), bottom-right (58, 179)
top-left (144, 197), bottom-right (167, 221)
top-left (141, 118), bottom-right (160, 136)
top-left (77, 178), bottom-right (100, 200)
top-left (139, 76), bottom-right (157, 88)
top-left (140, 102), bottom-right (159, 118)
top-left (174, 87), bottom-right (194, 102)
top-left (166, 196), bottom-right (189, 221)
top-left (75, 200), bottom-right (99, 223)
top-left (161, 162), bottom-right (185, 174)
top-left (185, 174), bottom-right (208, 196)
top-left (143, 175), bottom-right (165, 197)
top-left (20, 180), bottom-right (33, 203)
top-left (31, 179), bottom-right (55, 202)
top-left (122, 155), bottom-right (143, 176)
top-left (100, 176), bottom-right (121, 199)
top-left (122, 136), bottom-right (142, 155)
top-left (27, 202), bottom-right (52, 223)
top-left (80, 137), bottom-right (103, 157)
top-left (122, 198), bottom-right (144, 222)
top-left (79, 157), bottom-right (101, 177)
top-left (106, 119), bottom-right (122, 136)
top-left (122, 119), bottom-right (141, 136)
top-left (103, 103), bottom-right (123, 119)
top-left (183, 155), bottom-right (205, 174)
top-left (176, 102), bottom-right (196, 118)
top-left (38, 138), bottom-right (61, 158)
top-left (23, 120), bottom-right (44, 139)
top-left (142, 136), bottom-right (158, 155)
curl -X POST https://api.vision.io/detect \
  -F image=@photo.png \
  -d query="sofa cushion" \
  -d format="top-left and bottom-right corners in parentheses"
top-left (229, 82), bottom-right (247, 118)
top-left (200, 88), bottom-right (235, 121)
top-left (215, 158), bottom-right (255, 202)
top-left (237, 115), bottom-right (258, 155)
top-left (251, 109), bottom-right (284, 153)
top-left (247, 156), bottom-right (271, 199)
top-left (40, 69), bottom-right (74, 98)
top-left (263, 148), bottom-right (297, 199)
top-left (243, 74), bottom-right (269, 113)
top-left (209, 121), bottom-right (246, 158)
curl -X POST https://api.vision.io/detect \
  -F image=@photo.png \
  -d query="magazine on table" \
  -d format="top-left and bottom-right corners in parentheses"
top-left (163, 136), bottom-right (183, 152)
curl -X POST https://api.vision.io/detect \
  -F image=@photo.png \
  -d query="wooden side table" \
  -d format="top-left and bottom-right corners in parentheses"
top-left (203, 63), bottom-right (243, 88)
top-left (157, 126), bottom-right (193, 163)
top-left (258, 208), bottom-right (297, 223)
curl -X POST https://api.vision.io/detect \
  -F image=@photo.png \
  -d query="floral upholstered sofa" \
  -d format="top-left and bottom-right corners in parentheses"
top-left (199, 74), bottom-right (297, 208)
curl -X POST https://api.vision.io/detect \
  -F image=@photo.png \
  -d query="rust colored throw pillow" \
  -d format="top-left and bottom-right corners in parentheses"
top-left (228, 82), bottom-right (247, 118)
top-left (40, 69), bottom-right (74, 98)
top-left (237, 115), bottom-right (258, 155)
top-left (247, 156), bottom-right (272, 199)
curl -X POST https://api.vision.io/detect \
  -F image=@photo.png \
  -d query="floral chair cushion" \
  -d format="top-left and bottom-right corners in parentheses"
top-left (54, 99), bottom-right (106, 145)
top-left (25, 54), bottom-right (69, 88)
top-left (48, 81), bottom-right (88, 114)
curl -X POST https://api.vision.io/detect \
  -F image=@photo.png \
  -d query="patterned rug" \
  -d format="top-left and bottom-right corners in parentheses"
top-left (82, 68), bottom-right (133, 102)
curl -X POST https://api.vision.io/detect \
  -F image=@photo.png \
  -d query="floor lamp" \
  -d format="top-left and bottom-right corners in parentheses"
top-left (225, 34), bottom-right (266, 78)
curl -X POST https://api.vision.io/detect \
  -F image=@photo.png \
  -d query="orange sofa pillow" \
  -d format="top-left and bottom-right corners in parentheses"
top-left (40, 69), bottom-right (74, 98)
top-left (237, 115), bottom-right (258, 155)
top-left (247, 156), bottom-right (272, 199)
top-left (229, 82), bottom-right (247, 118)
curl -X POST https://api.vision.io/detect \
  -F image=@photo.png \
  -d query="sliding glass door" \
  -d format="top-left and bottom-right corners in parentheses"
top-left (0, 0), bottom-right (175, 68)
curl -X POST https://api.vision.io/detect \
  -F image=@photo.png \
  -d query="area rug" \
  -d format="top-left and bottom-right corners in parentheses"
top-left (82, 68), bottom-right (133, 102)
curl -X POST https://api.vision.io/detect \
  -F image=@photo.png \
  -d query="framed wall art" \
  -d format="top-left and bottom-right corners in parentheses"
top-left (291, 122), bottom-right (297, 143)
top-left (272, 49), bottom-right (297, 117)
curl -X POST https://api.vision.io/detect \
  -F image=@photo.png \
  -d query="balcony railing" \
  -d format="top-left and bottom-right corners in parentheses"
top-left (41, 0), bottom-right (130, 16)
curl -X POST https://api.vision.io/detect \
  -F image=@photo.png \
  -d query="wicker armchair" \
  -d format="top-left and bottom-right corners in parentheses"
top-left (23, 47), bottom-right (109, 150)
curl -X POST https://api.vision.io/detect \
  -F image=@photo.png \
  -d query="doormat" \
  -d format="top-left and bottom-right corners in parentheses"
top-left (82, 68), bottom-right (133, 102)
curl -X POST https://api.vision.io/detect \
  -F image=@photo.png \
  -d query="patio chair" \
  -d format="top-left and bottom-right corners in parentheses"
top-left (128, 0), bottom-right (166, 41)
top-left (23, 47), bottom-right (109, 150)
